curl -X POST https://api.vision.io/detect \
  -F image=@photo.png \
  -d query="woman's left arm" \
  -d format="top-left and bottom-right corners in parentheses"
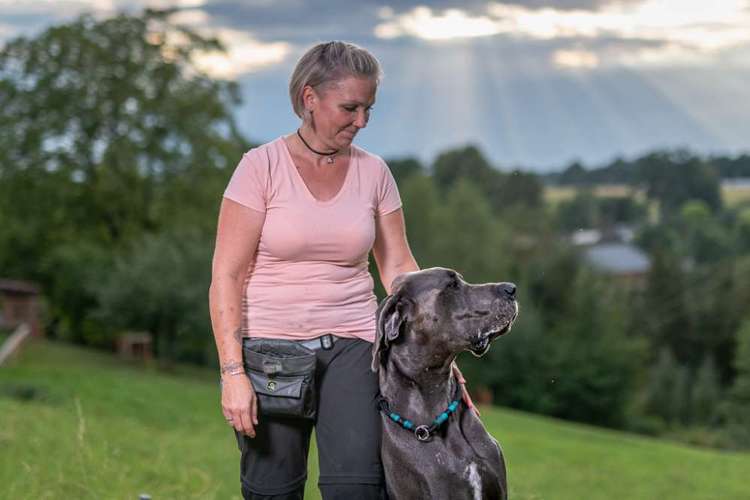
top-left (372, 208), bottom-right (480, 416)
top-left (372, 208), bottom-right (419, 294)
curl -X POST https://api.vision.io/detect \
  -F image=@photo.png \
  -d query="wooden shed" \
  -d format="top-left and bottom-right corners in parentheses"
top-left (0, 279), bottom-right (43, 338)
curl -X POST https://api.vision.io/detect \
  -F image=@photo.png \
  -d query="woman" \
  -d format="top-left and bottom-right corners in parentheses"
top-left (209, 41), bottom-right (471, 500)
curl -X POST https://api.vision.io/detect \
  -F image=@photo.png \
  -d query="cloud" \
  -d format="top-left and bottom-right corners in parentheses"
top-left (553, 48), bottom-right (599, 68)
top-left (502, 0), bottom-right (641, 10)
top-left (191, 28), bottom-right (291, 78)
top-left (3, 1), bottom-right (749, 80)
top-left (0, 0), bottom-right (290, 78)
top-left (375, 6), bottom-right (503, 40)
top-left (0, 0), bottom-right (208, 41)
top-left (371, 1), bottom-right (750, 69)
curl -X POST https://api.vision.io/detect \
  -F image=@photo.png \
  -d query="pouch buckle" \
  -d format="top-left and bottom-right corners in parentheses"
top-left (262, 359), bottom-right (283, 375)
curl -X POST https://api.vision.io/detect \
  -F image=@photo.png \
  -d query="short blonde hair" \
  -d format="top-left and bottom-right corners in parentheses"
top-left (289, 41), bottom-right (383, 118)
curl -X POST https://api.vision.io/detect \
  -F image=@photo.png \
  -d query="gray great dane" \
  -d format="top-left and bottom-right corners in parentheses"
top-left (373, 267), bottom-right (519, 500)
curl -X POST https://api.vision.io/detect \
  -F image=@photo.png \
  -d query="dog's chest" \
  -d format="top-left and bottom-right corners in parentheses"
top-left (383, 433), bottom-right (502, 500)
top-left (435, 452), bottom-right (487, 499)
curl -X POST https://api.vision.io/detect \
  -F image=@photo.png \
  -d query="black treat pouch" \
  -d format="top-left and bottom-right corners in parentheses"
top-left (242, 338), bottom-right (317, 420)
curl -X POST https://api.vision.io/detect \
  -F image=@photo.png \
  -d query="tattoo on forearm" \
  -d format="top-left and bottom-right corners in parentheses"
top-left (233, 327), bottom-right (243, 344)
top-left (221, 361), bottom-right (243, 374)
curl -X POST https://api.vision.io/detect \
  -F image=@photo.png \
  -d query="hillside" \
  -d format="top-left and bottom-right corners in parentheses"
top-left (1, 339), bottom-right (748, 499)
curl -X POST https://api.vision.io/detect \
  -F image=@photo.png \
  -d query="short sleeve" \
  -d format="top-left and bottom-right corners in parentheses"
top-left (376, 158), bottom-right (402, 217)
top-left (223, 148), bottom-right (269, 212)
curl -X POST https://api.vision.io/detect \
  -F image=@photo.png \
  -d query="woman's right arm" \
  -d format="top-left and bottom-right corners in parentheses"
top-left (209, 197), bottom-right (266, 438)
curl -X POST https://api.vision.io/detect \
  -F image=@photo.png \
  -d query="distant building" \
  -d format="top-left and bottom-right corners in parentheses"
top-left (582, 242), bottom-right (651, 285)
top-left (116, 332), bottom-right (153, 362)
top-left (0, 279), bottom-right (43, 338)
top-left (570, 224), bottom-right (635, 247)
top-left (568, 225), bottom-right (651, 285)
top-left (571, 229), bottom-right (602, 246)
top-left (721, 177), bottom-right (750, 188)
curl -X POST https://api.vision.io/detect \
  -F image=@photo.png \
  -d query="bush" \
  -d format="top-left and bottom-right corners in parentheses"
top-left (690, 356), bottom-right (722, 426)
top-left (643, 349), bottom-right (690, 424)
top-left (723, 319), bottom-right (750, 448)
top-left (88, 226), bottom-right (214, 363)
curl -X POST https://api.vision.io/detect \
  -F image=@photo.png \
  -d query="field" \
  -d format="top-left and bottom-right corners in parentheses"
top-left (544, 183), bottom-right (750, 209)
top-left (722, 182), bottom-right (750, 207)
top-left (1, 339), bottom-right (749, 499)
top-left (543, 184), bottom-right (644, 206)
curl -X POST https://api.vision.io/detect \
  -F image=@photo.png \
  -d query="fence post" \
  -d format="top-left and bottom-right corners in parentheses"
top-left (0, 323), bottom-right (31, 367)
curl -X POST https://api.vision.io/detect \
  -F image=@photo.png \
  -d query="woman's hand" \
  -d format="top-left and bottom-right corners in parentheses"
top-left (221, 375), bottom-right (259, 438)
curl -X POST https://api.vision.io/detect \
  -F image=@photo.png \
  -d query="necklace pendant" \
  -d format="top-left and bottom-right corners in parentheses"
top-left (326, 156), bottom-right (334, 164)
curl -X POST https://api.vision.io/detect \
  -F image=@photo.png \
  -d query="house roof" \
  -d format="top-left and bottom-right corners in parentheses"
top-left (583, 243), bottom-right (651, 274)
top-left (0, 279), bottom-right (40, 295)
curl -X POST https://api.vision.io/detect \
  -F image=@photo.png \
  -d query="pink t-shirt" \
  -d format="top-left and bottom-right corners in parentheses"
top-left (223, 136), bottom-right (402, 343)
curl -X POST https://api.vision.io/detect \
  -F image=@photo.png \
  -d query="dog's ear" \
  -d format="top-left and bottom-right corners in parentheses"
top-left (371, 292), bottom-right (406, 372)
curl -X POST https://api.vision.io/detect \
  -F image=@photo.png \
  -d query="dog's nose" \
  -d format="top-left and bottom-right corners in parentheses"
top-left (495, 283), bottom-right (516, 298)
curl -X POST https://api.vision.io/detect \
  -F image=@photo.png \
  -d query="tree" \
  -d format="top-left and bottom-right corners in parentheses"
top-left (432, 145), bottom-right (497, 193)
top-left (431, 178), bottom-right (510, 283)
top-left (633, 151), bottom-right (721, 216)
top-left (0, 9), bottom-right (247, 342)
top-left (724, 319), bottom-right (750, 448)
top-left (543, 268), bottom-right (643, 427)
top-left (495, 169), bottom-right (543, 209)
top-left (644, 348), bottom-right (689, 424)
top-left (525, 243), bottom-right (581, 330)
top-left (371, 173), bottom-right (441, 298)
top-left (0, 9), bottom-right (245, 242)
top-left (734, 208), bottom-right (750, 254)
top-left (89, 227), bottom-right (214, 363)
top-left (432, 145), bottom-right (542, 214)
top-left (557, 161), bottom-right (588, 185)
top-left (385, 157), bottom-right (425, 186)
top-left (678, 200), bottom-right (732, 264)
top-left (640, 247), bottom-right (694, 365)
top-left (398, 174), bottom-right (442, 268)
top-left (597, 196), bottom-right (647, 226)
top-left (470, 287), bottom-right (557, 414)
top-left (556, 189), bottom-right (600, 230)
top-left (691, 356), bottom-right (721, 425)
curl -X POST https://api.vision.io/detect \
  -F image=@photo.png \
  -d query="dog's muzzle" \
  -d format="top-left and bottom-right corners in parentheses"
top-left (469, 309), bottom-right (517, 357)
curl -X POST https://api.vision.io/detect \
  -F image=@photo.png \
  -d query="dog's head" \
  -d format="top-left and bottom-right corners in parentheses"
top-left (371, 267), bottom-right (519, 372)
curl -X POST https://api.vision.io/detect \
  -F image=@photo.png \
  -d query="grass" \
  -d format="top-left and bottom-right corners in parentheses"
top-left (2, 339), bottom-right (750, 499)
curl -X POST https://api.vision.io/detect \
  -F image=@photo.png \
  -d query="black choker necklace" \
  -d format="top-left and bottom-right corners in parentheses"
top-left (297, 129), bottom-right (339, 164)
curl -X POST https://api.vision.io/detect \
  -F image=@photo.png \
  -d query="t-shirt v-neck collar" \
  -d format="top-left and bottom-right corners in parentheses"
top-left (279, 136), bottom-right (354, 206)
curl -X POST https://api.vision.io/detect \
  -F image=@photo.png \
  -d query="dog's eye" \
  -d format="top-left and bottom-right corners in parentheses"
top-left (447, 278), bottom-right (459, 290)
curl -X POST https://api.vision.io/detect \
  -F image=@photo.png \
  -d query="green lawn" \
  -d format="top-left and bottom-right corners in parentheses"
top-left (1, 339), bottom-right (749, 499)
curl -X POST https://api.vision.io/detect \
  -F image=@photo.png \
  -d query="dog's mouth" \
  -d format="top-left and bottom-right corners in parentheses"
top-left (468, 306), bottom-right (518, 357)
top-left (469, 321), bottom-right (512, 357)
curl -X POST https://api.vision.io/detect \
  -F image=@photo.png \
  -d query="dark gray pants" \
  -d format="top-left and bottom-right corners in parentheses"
top-left (231, 338), bottom-right (386, 500)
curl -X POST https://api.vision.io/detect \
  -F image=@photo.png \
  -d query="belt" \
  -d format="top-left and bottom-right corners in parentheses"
top-left (297, 333), bottom-right (338, 351)
top-left (243, 334), bottom-right (339, 351)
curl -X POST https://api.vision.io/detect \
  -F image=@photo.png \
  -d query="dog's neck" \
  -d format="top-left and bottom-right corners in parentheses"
top-left (380, 352), bottom-right (459, 417)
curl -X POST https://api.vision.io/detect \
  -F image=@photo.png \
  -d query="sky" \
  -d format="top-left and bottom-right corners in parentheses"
top-left (1, 0), bottom-right (749, 171)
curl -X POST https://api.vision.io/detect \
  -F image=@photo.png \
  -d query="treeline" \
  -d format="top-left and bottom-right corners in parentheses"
top-left (547, 151), bottom-right (750, 187)
top-left (2, 10), bottom-right (750, 449)
top-left (386, 147), bottom-right (750, 450)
